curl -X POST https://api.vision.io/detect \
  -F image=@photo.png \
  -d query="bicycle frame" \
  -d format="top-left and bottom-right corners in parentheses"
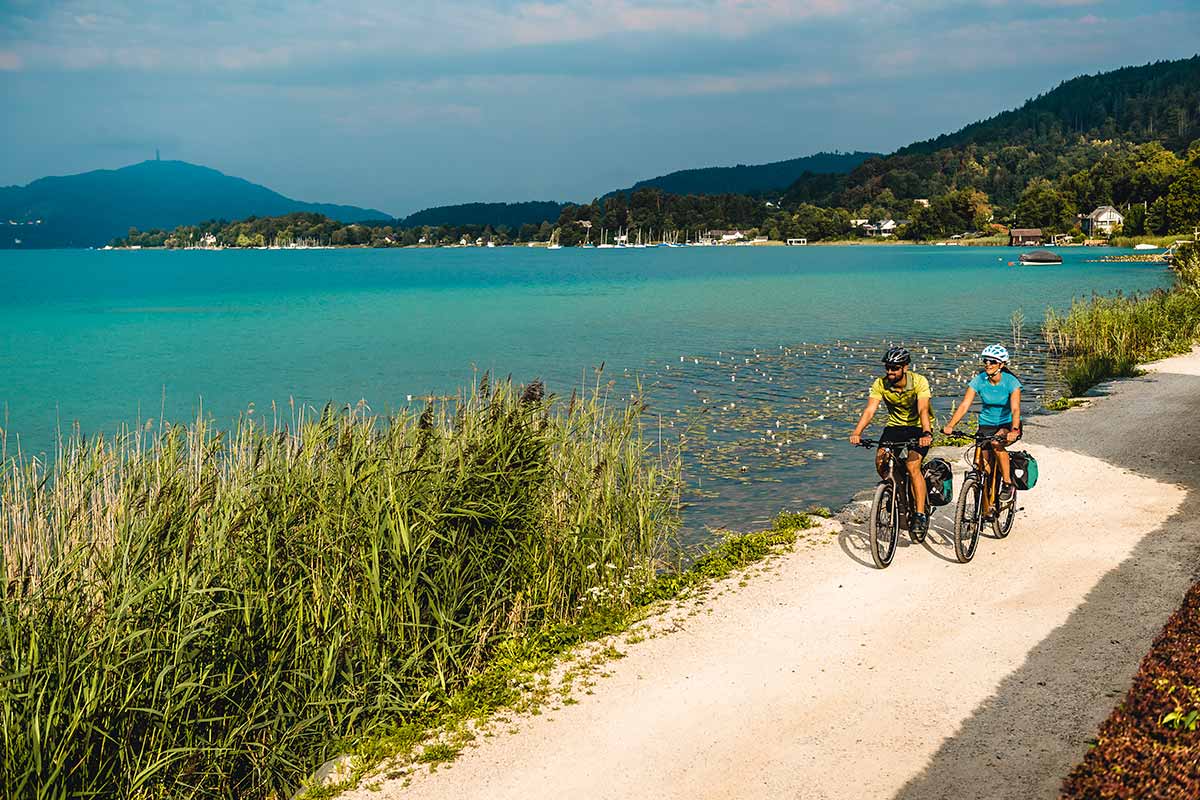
top-left (856, 436), bottom-right (925, 568)
top-left (877, 444), bottom-right (916, 530)
top-left (964, 437), bottom-right (1006, 518)
top-left (949, 430), bottom-right (1018, 562)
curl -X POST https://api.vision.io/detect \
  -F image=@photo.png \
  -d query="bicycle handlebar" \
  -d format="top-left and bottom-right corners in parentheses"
top-left (854, 438), bottom-right (923, 449)
top-left (944, 430), bottom-right (1009, 444)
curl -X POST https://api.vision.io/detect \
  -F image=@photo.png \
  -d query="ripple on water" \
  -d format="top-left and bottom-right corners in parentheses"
top-left (613, 328), bottom-right (1071, 542)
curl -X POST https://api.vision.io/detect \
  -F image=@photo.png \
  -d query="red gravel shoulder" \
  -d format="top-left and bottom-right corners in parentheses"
top-left (1061, 581), bottom-right (1200, 799)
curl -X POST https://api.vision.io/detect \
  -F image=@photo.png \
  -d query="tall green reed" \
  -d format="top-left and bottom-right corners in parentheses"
top-left (1043, 242), bottom-right (1200, 392)
top-left (1, 376), bottom-right (679, 798)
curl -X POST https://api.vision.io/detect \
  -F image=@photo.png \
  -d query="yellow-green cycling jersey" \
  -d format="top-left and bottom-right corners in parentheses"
top-left (869, 371), bottom-right (932, 427)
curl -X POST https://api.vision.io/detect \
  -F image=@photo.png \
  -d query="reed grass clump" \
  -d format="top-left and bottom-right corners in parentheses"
top-left (1044, 242), bottom-right (1200, 394)
top-left (1060, 354), bottom-right (1140, 396)
top-left (0, 377), bottom-right (679, 798)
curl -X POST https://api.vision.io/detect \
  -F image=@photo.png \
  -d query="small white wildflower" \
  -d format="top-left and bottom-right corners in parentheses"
top-left (585, 562), bottom-right (597, 570)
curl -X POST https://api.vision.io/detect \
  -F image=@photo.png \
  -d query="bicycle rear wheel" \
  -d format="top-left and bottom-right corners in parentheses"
top-left (954, 476), bottom-right (982, 563)
top-left (869, 482), bottom-right (898, 568)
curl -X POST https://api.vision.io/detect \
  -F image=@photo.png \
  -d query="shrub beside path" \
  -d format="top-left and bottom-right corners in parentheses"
top-left (344, 348), bottom-right (1200, 800)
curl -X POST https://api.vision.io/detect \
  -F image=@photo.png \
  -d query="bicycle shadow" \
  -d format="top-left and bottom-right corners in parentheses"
top-left (921, 510), bottom-right (959, 563)
top-left (837, 494), bottom-right (960, 568)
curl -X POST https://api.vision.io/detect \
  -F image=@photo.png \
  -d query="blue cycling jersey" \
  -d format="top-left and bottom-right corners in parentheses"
top-left (969, 371), bottom-right (1021, 426)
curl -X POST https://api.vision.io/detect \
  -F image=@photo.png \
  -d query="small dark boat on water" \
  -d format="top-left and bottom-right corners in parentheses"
top-left (1019, 249), bottom-right (1063, 265)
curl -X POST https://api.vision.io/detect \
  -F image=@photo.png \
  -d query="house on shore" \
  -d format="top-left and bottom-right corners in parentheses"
top-left (864, 219), bottom-right (897, 237)
top-left (1082, 206), bottom-right (1124, 236)
top-left (1009, 228), bottom-right (1043, 246)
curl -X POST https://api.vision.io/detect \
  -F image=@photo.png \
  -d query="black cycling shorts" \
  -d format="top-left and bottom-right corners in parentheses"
top-left (880, 425), bottom-right (929, 457)
top-left (978, 424), bottom-right (1021, 446)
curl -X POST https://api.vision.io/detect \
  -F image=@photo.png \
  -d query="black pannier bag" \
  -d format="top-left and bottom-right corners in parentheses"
top-left (1010, 450), bottom-right (1038, 490)
top-left (923, 457), bottom-right (954, 506)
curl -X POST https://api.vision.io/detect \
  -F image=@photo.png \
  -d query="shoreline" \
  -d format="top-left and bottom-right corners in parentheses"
top-left (81, 239), bottom-right (1150, 252)
top-left (336, 345), bottom-right (1200, 800)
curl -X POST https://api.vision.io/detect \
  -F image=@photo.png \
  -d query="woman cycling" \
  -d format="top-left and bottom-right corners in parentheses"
top-left (941, 344), bottom-right (1022, 503)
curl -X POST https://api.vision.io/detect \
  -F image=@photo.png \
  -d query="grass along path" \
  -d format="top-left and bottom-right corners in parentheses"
top-left (299, 510), bottom-right (832, 795)
top-left (1, 377), bottom-right (679, 798)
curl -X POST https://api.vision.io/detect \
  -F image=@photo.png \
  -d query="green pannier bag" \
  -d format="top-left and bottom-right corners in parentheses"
top-left (923, 457), bottom-right (954, 506)
top-left (1010, 450), bottom-right (1038, 490)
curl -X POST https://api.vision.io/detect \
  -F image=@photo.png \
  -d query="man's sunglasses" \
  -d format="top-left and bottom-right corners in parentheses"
top-left (884, 364), bottom-right (905, 372)
top-left (982, 358), bottom-right (1002, 366)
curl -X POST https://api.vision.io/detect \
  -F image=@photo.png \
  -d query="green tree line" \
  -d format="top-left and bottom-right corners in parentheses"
top-left (110, 140), bottom-right (1200, 249)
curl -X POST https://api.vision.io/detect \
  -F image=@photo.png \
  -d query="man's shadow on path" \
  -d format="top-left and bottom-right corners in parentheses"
top-left (838, 490), bottom-right (978, 569)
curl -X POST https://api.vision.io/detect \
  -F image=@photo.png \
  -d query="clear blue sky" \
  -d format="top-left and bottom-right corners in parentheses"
top-left (2, 1), bottom-right (1197, 217)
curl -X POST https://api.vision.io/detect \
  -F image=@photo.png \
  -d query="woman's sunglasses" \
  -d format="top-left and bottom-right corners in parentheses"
top-left (982, 358), bottom-right (1002, 366)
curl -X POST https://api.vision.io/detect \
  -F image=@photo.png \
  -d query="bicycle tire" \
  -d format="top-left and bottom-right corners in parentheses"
top-left (954, 475), bottom-right (982, 563)
top-left (993, 489), bottom-right (1017, 538)
top-left (869, 482), bottom-right (898, 569)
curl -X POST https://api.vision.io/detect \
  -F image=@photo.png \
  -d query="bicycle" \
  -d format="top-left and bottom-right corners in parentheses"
top-left (946, 430), bottom-right (1019, 563)
top-left (853, 437), bottom-right (928, 569)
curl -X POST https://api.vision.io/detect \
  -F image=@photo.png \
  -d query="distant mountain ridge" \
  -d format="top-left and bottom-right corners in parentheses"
top-left (611, 151), bottom-right (879, 197)
top-left (0, 160), bottom-right (387, 248)
top-left (397, 201), bottom-right (567, 230)
top-left (392, 153), bottom-right (879, 231)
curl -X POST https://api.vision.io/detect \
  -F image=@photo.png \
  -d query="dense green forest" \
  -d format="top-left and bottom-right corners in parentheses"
top-left (112, 57), bottom-right (1200, 248)
top-left (612, 151), bottom-right (878, 197)
top-left (398, 201), bottom-right (567, 229)
top-left (784, 57), bottom-right (1200, 218)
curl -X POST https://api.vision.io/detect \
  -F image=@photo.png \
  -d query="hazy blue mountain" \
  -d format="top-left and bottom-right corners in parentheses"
top-left (397, 201), bottom-right (567, 230)
top-left (609, 151), bottom-right (879, 197)
top-left (0, 160), bottom-right (387, 248)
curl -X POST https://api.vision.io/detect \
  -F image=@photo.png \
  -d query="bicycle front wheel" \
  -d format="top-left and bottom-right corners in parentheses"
top-left (954, 476), bottom-right (982, 563)
top-left (993, 489), bottom-right (1017, 539)
top-left (869, 482), bottom-right (898, 568)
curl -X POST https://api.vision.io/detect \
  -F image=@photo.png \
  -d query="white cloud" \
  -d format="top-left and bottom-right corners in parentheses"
top-left (6, 0), bottom-right (864, 72)
top-left (630, 69), bottom-right (838, 97)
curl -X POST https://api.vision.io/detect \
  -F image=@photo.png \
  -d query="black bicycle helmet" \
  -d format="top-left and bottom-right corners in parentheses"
top-left (882, 346), bottom-right (911, 366)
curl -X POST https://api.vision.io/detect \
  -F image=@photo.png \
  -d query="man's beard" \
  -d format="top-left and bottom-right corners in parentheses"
top-left (886, 372), bottom-right (904, 386)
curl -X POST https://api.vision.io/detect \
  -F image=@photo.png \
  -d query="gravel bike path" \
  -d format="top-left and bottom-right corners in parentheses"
top-left (345, 349), bottom-right (1200, 800)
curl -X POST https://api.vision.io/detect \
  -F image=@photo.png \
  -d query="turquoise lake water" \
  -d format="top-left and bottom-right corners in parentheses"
top-left (0, 245), bottom-right (1172, 536)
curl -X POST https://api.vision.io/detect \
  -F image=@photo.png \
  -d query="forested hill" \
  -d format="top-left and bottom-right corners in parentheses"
top-left (900, 57), bottom-right (1200, 156)
top-left (0, 160), bottom-right (387, 248)
top-left (398, 201), bottom-right (567, 230)
top-left (613, 151), bottom-right (878, 197)
top-left (784, 56), bottom-right (1200, 211)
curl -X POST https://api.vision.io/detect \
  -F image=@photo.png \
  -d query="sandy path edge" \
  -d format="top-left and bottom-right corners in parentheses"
top-left (339, 347), bottom-right (1200, 800)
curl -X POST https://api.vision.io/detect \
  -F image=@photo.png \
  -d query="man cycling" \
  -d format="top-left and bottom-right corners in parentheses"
top-left (849, 346), bottom-right (934, 536)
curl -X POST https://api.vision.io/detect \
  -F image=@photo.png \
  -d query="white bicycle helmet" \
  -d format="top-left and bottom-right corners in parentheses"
top-left (980, 344), bottom-right (1010, 363)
